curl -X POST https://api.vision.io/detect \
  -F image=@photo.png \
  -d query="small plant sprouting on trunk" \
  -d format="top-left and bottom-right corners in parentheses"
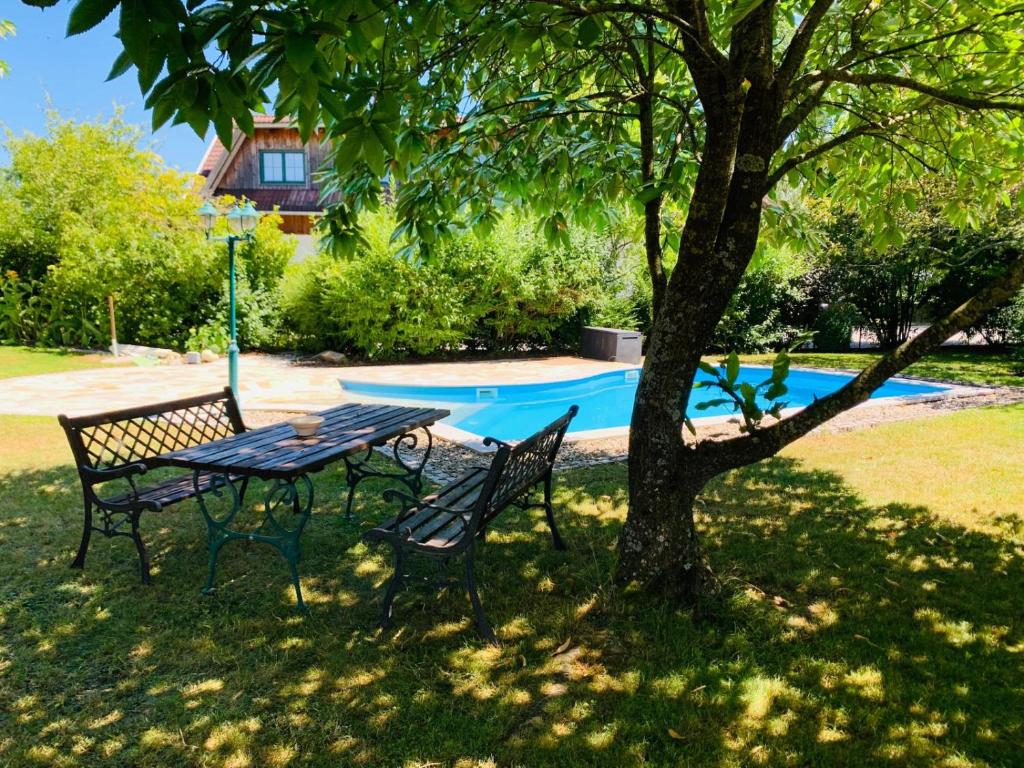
top-left (691, 337), bottom-right (812, 435)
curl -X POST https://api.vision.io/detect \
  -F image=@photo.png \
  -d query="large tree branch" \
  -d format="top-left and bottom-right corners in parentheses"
top-left (805, 70), bottom-right (1024, 112)
top-left (695, 249), bottom-right (1024, 477)
top-left (844, 7), bottom-right (1024, 70)
top-left (764, 122), bottom-right (877, 189)
top-left (774, 79), bottom-right (831, 149)
top-left (534, 0), bottom-right (728, 72)
top-left (666, 0), bottom-right (730, 111)
top-left (775, 0), bottom-right (834, 89)
top-left (765, 109), bottom-right (920, 189)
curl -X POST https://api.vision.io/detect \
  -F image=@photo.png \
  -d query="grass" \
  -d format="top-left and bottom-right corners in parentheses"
top-left (740, 348), bottom-right (1023, 388)
top-left (0, 346), bottom-right (112, 380)
top-left (1, 403), bottom-right (1022, 767)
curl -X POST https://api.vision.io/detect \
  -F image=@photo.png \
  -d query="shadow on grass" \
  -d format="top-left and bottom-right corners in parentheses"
top-left (0, 457), bottom-right (1021, 766)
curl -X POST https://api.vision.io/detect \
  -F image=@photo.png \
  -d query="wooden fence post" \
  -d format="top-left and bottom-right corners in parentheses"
top-left (108, 294), bottom-right (119, 356)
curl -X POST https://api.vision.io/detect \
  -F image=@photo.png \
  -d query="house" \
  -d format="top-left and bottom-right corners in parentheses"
top-left (197, 114), bottom-right (334, 238)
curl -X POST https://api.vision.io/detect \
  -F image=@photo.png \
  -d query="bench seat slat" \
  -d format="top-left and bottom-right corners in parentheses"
top-left (104, 471), bottom-right (243, 508)
top-left (372, 468), bottom-right (488, 548)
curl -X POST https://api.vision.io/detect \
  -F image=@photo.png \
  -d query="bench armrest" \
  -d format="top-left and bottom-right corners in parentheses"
top-left (482, 436), bottom-right (512, 450)
top-left (93, 496), bottom-right (163, 514)
top-left (80, 462), bottom-right (148, 485)
top-left (381, 487), bottom-right (420, 508)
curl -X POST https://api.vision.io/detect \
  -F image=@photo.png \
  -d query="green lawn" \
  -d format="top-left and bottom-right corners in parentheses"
top-left (0, 346), bottom-right (112, 380)
top-left (1, 403), bottom-right (1021, 767)
top-left (741, 348), bottom-right (1023, 387)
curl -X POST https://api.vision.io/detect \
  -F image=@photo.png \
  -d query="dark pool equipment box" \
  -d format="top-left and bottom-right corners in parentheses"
top-left (581, 326), bottom-right (643, 364)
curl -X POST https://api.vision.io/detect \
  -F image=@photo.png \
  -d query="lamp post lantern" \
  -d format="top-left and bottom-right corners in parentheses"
top-left (198, 200), bottom-right (258, 398)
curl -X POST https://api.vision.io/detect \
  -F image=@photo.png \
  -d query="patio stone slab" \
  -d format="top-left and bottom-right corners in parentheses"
top-left (0, 354), bottom-right (634, 418)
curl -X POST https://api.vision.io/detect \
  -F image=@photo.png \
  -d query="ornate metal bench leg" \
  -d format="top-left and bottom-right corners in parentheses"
top-left (464, 546), bottom-right (496, 644)
top-left (542, 473), bottom-right (566, 551)
top-left (194, 471), bottom-right (242, 597)
top-left (131, 510), bottom-right (152, 584)
top-left (203, 532), bottom-right (228, 595)
top-left (71, 497), bottom-right (93, 570)
top-left (380, 547), bottom-right (406, 628)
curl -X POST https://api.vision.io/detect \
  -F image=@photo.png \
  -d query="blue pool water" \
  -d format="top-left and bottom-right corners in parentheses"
top-left (340, 366), bottom-right (949, 441)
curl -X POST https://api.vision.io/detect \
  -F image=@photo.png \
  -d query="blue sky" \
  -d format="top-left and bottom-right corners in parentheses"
top-left (0, 4), bottom-right (208, 171)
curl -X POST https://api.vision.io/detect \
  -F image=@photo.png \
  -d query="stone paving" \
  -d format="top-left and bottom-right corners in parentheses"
top-left (4, 352), bottom-right (1021, 483)
top-left (0, 353), bottom-right (632, 418)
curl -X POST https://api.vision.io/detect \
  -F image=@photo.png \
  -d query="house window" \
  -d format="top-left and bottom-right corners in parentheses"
top-left (260, 150), bottom-right (305, 184)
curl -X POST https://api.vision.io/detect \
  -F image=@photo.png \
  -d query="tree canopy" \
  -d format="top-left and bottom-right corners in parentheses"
top-left (44, 1), bottom-right (1024, 255)
top-left (0, 18), bottom-right (14, 78)
top-left (38, 0), bottom-right (1024, 600)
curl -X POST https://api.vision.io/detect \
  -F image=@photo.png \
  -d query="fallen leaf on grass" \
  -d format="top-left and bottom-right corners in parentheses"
top-left (552, 637), bottom-right (573, 656)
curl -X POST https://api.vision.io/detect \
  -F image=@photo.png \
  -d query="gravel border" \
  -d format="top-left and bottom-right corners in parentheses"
top-left (245, 383), bottom-right (1024, 485)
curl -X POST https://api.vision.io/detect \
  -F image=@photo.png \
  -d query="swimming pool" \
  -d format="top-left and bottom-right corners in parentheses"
top-left (339, 366), bottom-right (950, 443)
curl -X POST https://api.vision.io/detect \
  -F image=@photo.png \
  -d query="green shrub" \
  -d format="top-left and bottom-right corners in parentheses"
top-left (812, 303), bottom-right (857, 352)
top-left (282, 208), bottom-right (634, 358)
top-left (712, 245), bottom-right (808, 352)
top-left (0, 114), bottom-right (296, 351)
top-left (983, 288), bottom-right (1024, 368)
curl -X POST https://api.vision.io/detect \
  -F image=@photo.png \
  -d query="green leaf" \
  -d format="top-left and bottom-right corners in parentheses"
top-left (725, 352), bottom-right (740, 385)
top-left (136, 45), bottom-right (165, 93)
top-left (694, 399), bottom-right (730, 411)
top-left (105, 49), bottom-right (132, 81)
top-left (118, 0), bottom-right (149, 66)
top-left (724, 0), bottom-right (767, 30)
top-left (213, 110), bottom-right (235, 150)
top-left (371, 122), bottom-right (397, 157)
top-left (771, 351), bottom-right (790, 384)
top-left (67, 0), bottom-right (120, 36)
top-left (635, 183), bottom-right (666, 205)
top-left (285, 33), bottom-right (317, 73)
top-left (361, 130), bottom-right (386, 177)
top-left (698, 360), bottom-right (719, 377)
top-left (150, 96), bottom-right (176, 132)
top-left (576, 16), bottom-right (602, 46)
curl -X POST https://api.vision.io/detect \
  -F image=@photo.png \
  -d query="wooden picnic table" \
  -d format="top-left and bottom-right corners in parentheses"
top-left (151, 402), bottom-right (450, 609)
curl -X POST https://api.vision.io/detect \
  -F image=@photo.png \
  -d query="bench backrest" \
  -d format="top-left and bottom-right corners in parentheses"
top-left (59, 387), bottom-right (245, 475)
top-left (471, 405), bottom-right (579, 532)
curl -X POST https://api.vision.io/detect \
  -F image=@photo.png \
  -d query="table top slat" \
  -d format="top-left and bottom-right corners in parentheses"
top-left (151, 403), bottom-right (450, 479)
top-left (244, 406), bottom-right (437, 472)
top-left (177, 403), bottom-right (389, 466)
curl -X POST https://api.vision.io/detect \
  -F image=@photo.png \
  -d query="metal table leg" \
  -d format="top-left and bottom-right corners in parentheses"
top-left (194, 471), bottom-right (314, 610)
top-left (341, 427), bottom-right (434, 519)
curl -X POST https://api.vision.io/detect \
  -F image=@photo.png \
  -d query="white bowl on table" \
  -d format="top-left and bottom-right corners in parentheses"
top-left (288, 414), bottom-right (324, 438)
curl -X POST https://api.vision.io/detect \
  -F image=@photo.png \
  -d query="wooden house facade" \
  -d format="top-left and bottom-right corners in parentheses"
top-left (197, 115), bottom-right (335, 235)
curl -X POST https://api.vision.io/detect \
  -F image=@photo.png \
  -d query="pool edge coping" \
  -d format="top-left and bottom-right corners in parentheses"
top-left (333, 365), bottom-right (986, 453)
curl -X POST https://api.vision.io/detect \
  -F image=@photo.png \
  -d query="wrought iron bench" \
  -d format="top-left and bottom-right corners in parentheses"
top-left (363, 405), bottom-right (578, 642)
top-left (59, 388), bottom-right (247, 583)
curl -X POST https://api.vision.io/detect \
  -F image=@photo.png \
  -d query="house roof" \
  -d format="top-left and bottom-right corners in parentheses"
top-left (213, 187), bottom-right (337, 214)
top-left (196, 114), bottom-right (293, 177)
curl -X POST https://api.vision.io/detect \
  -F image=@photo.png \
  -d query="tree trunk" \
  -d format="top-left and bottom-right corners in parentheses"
top-left (617, 411), bottom-right (711, 602)
top-left (618, 479), bottom-right (712, 603)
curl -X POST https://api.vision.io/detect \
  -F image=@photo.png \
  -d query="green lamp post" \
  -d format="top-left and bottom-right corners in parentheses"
top-left (198, 200), bottom-right (258, 398)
